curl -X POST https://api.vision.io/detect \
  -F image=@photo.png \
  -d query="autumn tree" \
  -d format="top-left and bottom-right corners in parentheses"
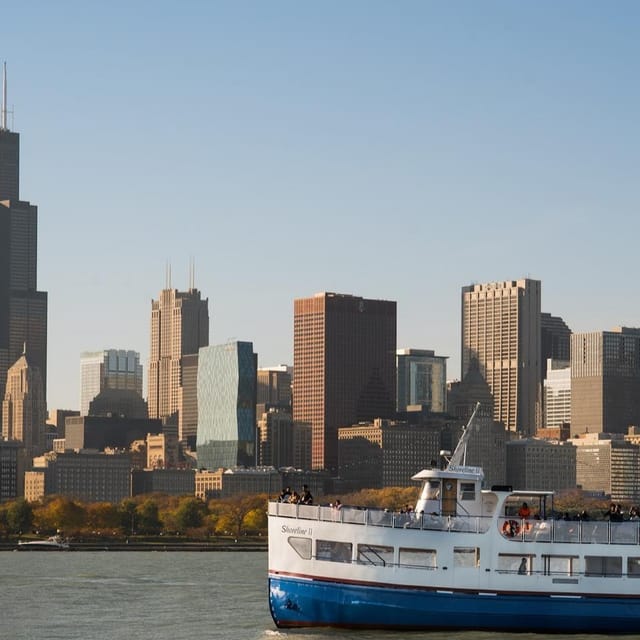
top-left (5, 499), bottom-right (33, 534)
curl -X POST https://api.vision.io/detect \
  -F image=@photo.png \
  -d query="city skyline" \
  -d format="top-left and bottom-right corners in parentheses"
top-left (2, 2), bottom-right (639, 410)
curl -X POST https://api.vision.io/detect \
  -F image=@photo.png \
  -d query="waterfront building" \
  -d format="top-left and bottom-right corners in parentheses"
top-left (80, 350), bottom-right (143, 416)
top-left (570, 327), bottom-right (640, 436)
top-left (543, 359), bottom-right (571, 429)
top-left (28, 450), bottom-right (132, 503)
top-left (461, 279), bottom-right (541, 434)
top-left (197, 341), bottom-right (257, 470)
top-left (293, 292), bottom-right (396, 472)
top-left (131, 469), bottom-right (195, 496)
top-left (146, 432), bottom-right (179, 469)
top-left (573, 433), bottom-right (640, 502)
top-left (148, 283), bottom-right (209, 444)
top-left (0, 67), bottom-right (47, 426)
top-left (396, 349), bottom-right (447, 413)
top-left (505, 439), bottom-right (576, 493)
top-left (195, 469), bottom-right (223, 500)
top-left (2, 349), bottom-right (46, 460)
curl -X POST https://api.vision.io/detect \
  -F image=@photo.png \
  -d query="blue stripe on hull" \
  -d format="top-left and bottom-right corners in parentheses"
top-left (269, 575), bottom-right (640, 633)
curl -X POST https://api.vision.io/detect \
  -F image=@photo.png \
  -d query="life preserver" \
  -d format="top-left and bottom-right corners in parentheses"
top-left (502, 519), bottom-right (520, 537)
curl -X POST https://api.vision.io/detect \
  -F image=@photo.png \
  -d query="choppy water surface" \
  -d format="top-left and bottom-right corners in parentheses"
top-left (1, 550), bottom-right (635, 640)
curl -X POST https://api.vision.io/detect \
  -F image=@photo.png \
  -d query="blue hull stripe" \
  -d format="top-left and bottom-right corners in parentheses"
top-left (269, 574), bottom-right (640, 632)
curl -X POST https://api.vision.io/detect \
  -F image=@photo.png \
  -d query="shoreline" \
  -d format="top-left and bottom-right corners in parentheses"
top-left (0, 539), bottom-right (268, 552)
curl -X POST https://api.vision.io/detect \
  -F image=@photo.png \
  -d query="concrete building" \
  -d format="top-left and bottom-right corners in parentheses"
top-left (88, 389), bottom-right (148, 419)
top-left (197, 341), bottom-right (257, 470)
top-left (544, 359), bottom-right (571, 429)
top-left (505, 439), bottom-right (576, 493)
top-left (219, 466), bottom-right (281, 498)
top-left (131, 469), bottom-right (195, 496)
top-left (257, 406), bottom-right (311, 470)
top-left (0, 73), bottom-right (48, 427)
top-left (257, 365), bottom-right (292, 409)
top-left (293, 292), bottom-right (396, 472)
top-left (146, 432), bottom-right (179, 469)
top-left (461, 279), bottom-right (541, 435)
top-left (64, 415), bottom-right (162, 451)
top-left (148, 284), bottom-right (209, 444)
top-left (396, 349), bottom-right (447, 413)
top-left (195, 469), bottom-right (223, 500)
top-left (570, 328), bottom-right (640, 437)
top-left (573, 433), bottom-right (640, 502)
top-left (2, 349), bottom-right (46, 460)
top-left (27, 451), bottom-right (132, 503)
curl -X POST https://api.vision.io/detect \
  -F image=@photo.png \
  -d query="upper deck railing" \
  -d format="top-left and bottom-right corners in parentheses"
top-left (268, 501), bottom-right (640, 544)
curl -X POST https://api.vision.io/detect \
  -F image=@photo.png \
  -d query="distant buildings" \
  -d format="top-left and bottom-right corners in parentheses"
top-left (147, 284), bottom-right (209, 444)
top-left (396, 349), bottom-right (447, 413)
top-left (196, 341), bottom-right (257, 470)
top-left (293, 292), bottom-right (396, 471)
top-left (80, 349), bottom-right (143, 416)
top-left (0, 73), bottom-right (48, 428)
top-left (543, 359), bottom-right (571, 429)
top-left (461, 279), bottom-right (541, 435)
top-left (570, 327), bottom-right (640, 437)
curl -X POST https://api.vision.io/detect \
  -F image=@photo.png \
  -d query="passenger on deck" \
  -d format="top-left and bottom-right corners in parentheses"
top-left (518, 502), bottom-right (531, 519)
top-left (518, 558), bottom-right (528, 575)
top-left (279, 487), bottom-right (292, 503)
top-left (300, 485), bottom-right (313, 505)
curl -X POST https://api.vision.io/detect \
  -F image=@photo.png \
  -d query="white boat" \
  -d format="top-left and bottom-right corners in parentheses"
top-left (17, 535), bottom-right (70, 551)
top-left (268, 405), bottom-right (640, 632)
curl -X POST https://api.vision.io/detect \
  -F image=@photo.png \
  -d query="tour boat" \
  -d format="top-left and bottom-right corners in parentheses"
top-left (268, 406), bottom-right (640, 632)
top-left (17, 535), bottom-right (70, 551)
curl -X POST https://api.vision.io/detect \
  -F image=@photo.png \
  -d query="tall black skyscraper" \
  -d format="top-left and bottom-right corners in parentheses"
top-left (0, 64), bottom-right (48, 424)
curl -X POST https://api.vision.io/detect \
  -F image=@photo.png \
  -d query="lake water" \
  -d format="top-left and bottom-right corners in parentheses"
top-left (0, 550), bottom-right (633, 640)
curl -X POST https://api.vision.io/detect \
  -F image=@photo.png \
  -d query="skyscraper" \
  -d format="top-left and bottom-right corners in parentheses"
top-left (0, 65), bottom-right (48, 427)
top-left (2, 348), bottom-right (46, 460)
top-left (396, 349), bottom-right (447, 413)
top-left (196, 341), bottom-right (257, 470)
top-left (461, 279), bottom-right (541, 434)
top-left (80, 349), bottom-right (143, 416)
top-left (147, 285), bottom-right (209, 442)
top-left (570, 327), bottom-right (640, 436)
top-left (293, 292), bottom-right (396, 471)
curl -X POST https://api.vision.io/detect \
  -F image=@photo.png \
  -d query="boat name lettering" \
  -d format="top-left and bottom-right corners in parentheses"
top-left (282, 525), bottom-right (311, 535)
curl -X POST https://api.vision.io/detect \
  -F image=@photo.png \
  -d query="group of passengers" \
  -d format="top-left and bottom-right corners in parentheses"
top-left (605, 503), bottom-right (640, 522)
top-left (278, 485), bottom-right (314, 505)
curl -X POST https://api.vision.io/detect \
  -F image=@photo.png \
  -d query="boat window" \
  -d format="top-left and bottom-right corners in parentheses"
top-left (454, 547), bottom-right (480, 568)
top-left (460, 483), bottom-right (475, 501)
top-left (498, 554), bottom-right (533, 575)
top-left (316, 539), bottom-right (352, 563)
top-left (425, 481), bottom-right (440, 500)
top-left (542, 555), bottom-right (577, 576)
top-left (627, 557), bottom-right (640, 578)
top-left (585, 555), bottom-right (622, 577)
top-left (398, 547), bottom-right (436, 569)
top-left (287, 536), bottom-right (311, 560)
top-left (357, 544), bottom-right (394, 567)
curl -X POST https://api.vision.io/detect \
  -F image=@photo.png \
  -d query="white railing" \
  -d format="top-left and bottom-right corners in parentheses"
top-left (269, 501), bottom-right (640, 544)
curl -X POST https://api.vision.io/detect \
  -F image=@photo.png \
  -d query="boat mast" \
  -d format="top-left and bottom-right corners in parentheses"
top-left (447, 402), bottom-right (481, 469)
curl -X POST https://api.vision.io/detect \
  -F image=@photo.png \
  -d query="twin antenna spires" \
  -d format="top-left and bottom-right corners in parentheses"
top-left (164, 259), bottom-right (196, 290)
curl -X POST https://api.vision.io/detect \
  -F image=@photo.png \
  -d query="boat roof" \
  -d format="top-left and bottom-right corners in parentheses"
top-left (411, 466), bottom-right (483, 481)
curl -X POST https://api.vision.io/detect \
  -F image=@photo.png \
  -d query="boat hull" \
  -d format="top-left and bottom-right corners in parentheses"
top-left (269, 573), bottom-right (640, 633)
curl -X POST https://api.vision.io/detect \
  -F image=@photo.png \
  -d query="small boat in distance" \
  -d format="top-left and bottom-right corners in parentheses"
top-left (268, 403), bottom-right (640, 633)
top-left (16, 535), bottom-right (70, 551)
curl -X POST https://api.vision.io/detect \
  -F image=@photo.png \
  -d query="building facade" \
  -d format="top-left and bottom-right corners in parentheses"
top-left (80, 349), bottom-right (143, 416)
top-left (0, 78), bottom-right (48, 427)
top-left (257, 365), bottom-right (292, 409)
top-left (461, 279), bottom-right (541, 435)
top-left (2, 350), bottom-right (46, 460)
top-left (148, 286), bottom-right (209, 442)
top-left (543, 358), bottom-right (571, 429)
top-left (396, 349), bottom-right (447, 413)
top-left (293, 292), bottom-right (397, 471)
top-left (196, 341), bottom-right (257, 470)
top-left (257, 407), bottom-right (311, 470)
top-left (570, 328), bottom-right (640, 437)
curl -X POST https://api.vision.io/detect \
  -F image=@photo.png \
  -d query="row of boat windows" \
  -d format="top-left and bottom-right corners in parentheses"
top-left (287, 536), bottom-right (640, 577)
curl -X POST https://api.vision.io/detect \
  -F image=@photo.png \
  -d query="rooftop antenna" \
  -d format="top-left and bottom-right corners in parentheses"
top-left (189, 257), bottom-right (196, 290)
top-left (1, 61), bottom-right (7, 131)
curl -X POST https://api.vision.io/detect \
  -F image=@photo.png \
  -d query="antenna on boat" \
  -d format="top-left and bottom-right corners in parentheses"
top-left (447, 402), bottom-right (481, 469)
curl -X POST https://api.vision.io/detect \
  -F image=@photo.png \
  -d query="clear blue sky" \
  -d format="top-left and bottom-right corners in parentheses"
top-left (3, 1), bottom-right (639, 410)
